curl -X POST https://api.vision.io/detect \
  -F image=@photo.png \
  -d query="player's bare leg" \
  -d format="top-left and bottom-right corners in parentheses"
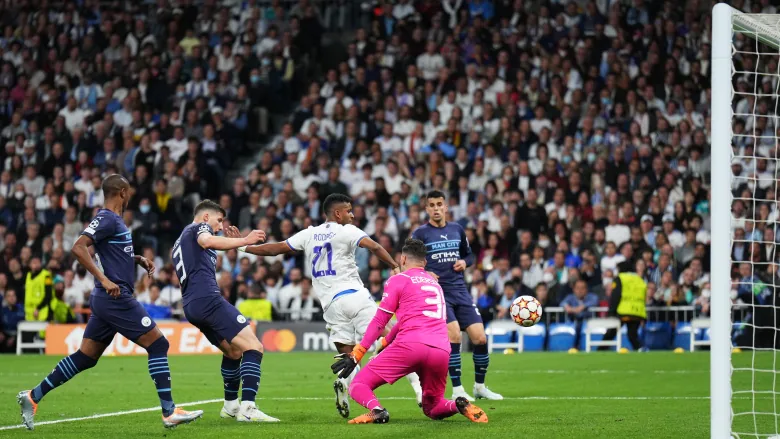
top-left (216, 341), bottom-right (243, 419)
top-left (447, 322), bottom-right (474, 401)
top-left (17, 338), bottom-right (107, 430)
top-left (229, 326), bottom-right (279, 422)
top-left (464, 323), bottom-right (502, 400)
top-left (137, 328), bottom-right (204, 428)
top-left (334, 342), bottom-right (358, 418)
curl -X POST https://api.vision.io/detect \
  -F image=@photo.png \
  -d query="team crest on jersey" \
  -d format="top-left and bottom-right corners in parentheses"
top-left (141, 317), bottom-right (152, 327)
top-left (237, 315), bottom-right (247, 324)
top-left (198, 224), bottom-right (211, 234)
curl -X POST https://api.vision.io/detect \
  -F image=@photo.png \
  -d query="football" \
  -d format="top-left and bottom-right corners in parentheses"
top-left (509, 295), bottom-right (543, 327)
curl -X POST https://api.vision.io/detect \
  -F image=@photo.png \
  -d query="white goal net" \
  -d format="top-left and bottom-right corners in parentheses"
top-left (713, 5), bottom-right (780, 439)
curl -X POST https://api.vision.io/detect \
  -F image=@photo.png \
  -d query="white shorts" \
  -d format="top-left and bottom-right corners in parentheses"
top-left (323, 289), bottom-right (377, 346)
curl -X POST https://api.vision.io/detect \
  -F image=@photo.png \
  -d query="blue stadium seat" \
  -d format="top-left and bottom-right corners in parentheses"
top-left (701, 327), bottom-right (711, 342)
top-left (579, 326), bottom-right (606, 351)
top-left (548, 323), bottom-right (576, 351)
top-left (143, 303), bottom-right (173, 320)
top-left (521, 323), bottom-right (546, 352)
top-left (643, 322), bottom-right (673, 350)
top-left (673, 323), bottom-right (693, 350)
top-left (620, 325), bottom-right (634, 351)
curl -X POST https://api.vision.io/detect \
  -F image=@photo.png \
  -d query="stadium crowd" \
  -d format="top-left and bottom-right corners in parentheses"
top-left (1, 0), bottom-right (775, 351)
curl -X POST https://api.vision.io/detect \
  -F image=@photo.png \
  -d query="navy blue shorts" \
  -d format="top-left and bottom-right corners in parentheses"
top-left (84, 293), bottom-right (157, 344)
top-left (184, 296), bottom-right (249, 347)
top-left (446, 301), bottom-right (483, 330)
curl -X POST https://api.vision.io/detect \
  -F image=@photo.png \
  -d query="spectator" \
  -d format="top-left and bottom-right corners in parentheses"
top-left (238, 285), bottom-right (273, 322)
top-left (561, 280), bottom-right (600, 347)
top-left (1, 289), bottom-right (24, 352)
top-left (288, 278), bottom-right (319, 321)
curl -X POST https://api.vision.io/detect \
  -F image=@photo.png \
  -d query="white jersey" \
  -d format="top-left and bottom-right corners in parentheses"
top-left (286, 222), bottom-right (368, 310)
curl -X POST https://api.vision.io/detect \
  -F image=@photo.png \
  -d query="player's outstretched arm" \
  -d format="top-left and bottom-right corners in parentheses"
top-left (241, 241), bottom-right (296, 257)
top-left (71, 235), bottom-right (120, 297)
top-left (359, 237), bottom-right (400, 274)
top-left (198, 229), bottom-right (265, 251)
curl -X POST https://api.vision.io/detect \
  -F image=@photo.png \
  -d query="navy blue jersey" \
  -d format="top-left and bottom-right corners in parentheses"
top-left (411, 222), bottom-right (475, 303)
top-left (80, 209), bottom-right (135, 297)
top-left (172, 222), bottom-right (220, 306)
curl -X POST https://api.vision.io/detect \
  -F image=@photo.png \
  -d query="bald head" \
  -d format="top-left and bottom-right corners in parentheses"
top-left (102, 174), bottom-right (130, 199)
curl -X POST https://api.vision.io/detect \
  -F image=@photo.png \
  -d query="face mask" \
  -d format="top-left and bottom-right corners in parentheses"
top-left (176, 91), bottom-right (184, 98)
top-left (562, 155), bottom-right (572, 165)
top-left (592, 135), bottom-right (603, 144)
top-left (14, 191), bottom-right (24, 200)
top-left (677, 166), bottom-right (687, 173)
top-left (139, 204), bottom-right (151, 214)
top-left (601, 97), bottom-right (611, 106)
top-left (261, 58), bottom-right (271, 66)
top-left (538, 239), bottom-right (550, 249)
top-left (587, 152), bottom-right (597, 163)
top-left (251, 75), bottom-right (260, 84)
top-left (603, 277), bottom-right (613, 287)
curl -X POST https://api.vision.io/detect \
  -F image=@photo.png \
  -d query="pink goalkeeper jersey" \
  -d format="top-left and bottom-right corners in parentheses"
top-left (378, 267), bottom-right (451, 352)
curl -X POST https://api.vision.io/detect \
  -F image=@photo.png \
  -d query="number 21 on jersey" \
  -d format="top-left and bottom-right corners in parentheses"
top-left (421, 284), bottom-right (446, 320)
top-left (312, 242), bottom-right (336, 278)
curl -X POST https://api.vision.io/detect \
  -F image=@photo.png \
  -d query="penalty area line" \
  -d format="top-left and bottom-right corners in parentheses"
top-left (0, 395), bottom-right (724, 430)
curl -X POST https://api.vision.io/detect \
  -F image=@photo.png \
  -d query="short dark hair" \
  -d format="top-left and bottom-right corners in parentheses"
top-left (102, 174), bottom-right (130, 198)
top-left (323, 193), bottom-right (352, 215)
top-left (426, 190), bottom-right (446, 201)
top-left (402, 238), bottom-right (427, 261)
top-left (194, 199), bottom-right (226, 217)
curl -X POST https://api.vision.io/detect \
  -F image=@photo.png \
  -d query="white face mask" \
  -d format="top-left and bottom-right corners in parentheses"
top-left (538, 239), bottom-right (550, 248)
top-left (677, 166), bottom-right (687, 173)
top-left (603, 277), bottom-right (613, 287)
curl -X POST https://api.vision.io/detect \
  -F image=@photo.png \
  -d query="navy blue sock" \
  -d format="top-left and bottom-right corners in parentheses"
top-left (32, 350), bottom-right (97, 403)
top-left (221, 356), bottom-right (241, 401)
top-left (473, 343), bottom-right (490, 384)
top-left (146, 337), bottom-right (175, 417)
top-left (449, 342), bottom-right (462, 388)
top-left (240, 350), bottom-right (263, 403)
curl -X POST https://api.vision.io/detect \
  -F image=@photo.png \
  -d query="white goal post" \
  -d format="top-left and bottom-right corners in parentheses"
top-left (712, 4), bottom-right (780, 439)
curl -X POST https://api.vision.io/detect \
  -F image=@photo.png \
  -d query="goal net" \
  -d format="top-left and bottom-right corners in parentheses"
top-left (713, 5), bottom-right (780, 439)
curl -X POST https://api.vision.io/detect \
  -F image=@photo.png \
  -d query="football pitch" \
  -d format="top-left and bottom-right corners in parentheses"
top-left (0, 351), bottom-right (734, 438)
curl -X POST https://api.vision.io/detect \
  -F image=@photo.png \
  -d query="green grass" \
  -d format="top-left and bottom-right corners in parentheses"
top-left (0, 351), bottom-right (760, 438)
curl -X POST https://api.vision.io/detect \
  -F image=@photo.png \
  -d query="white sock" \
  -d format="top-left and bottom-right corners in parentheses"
top-left (224, 399), bottom-right (239, 410)
top-left (406, 373), bottom-right (422, 393)
top-left (341, 364), bottom-right (360, 388)
top-left (240, 400), bottom-right (256, 410)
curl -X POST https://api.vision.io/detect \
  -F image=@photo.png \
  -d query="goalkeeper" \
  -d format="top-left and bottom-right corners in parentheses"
top-left (599, 260), bottom-right (646, 351)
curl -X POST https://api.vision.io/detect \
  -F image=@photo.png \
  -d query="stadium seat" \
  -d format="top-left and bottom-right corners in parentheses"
top-left (485, 320), bottom-right (521, 353)
top-left (520, 323), bottom-right (546, 352)
top-left (620, 325), bottom-right (634, 351)
top-left (143, 304), bottom-right (173, 320)
top-left (584, 318), bottom-right (622, 352)
top-left (673, 323), bottom-right (693, 351)
top-left (643, 322), bottom-right (673, 350)
top-left (579, 326), bottom-right (605, 351)
top-left (547, 323), bottom-right (576, 351)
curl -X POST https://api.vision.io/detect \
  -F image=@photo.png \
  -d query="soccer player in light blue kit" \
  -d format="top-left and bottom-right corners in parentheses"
top-left (17, 175), bottom-right (203, 430)
top-left (411, 190), bottom-right (503, 401)
top-left (171, 199), bottom-right (278, 422)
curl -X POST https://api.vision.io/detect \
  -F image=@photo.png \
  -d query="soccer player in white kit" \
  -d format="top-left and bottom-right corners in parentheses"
top-left (239, 193), bottom-right (423, 418)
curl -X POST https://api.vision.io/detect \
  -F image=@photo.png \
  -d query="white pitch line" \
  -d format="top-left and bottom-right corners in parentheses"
top-left (0, 395), bottom-right (735, 431)
top-left (0, 398), bottom-right (222, 431)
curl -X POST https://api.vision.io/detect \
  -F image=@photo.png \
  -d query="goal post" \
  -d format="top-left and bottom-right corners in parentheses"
top-left (710, 4), bottom-right (734, 439)
top-left (712, 4), bottom-right (780, 438)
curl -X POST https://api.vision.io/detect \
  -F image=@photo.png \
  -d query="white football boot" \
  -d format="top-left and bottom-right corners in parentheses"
top-left (237, 401), bottom-right (280, 423)
top-left (451, 385), bottom-right (475, 402)
top-left (220, 399), bottom-right (240, 418)
top-left (473, 383), bottom-right (504, 400)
